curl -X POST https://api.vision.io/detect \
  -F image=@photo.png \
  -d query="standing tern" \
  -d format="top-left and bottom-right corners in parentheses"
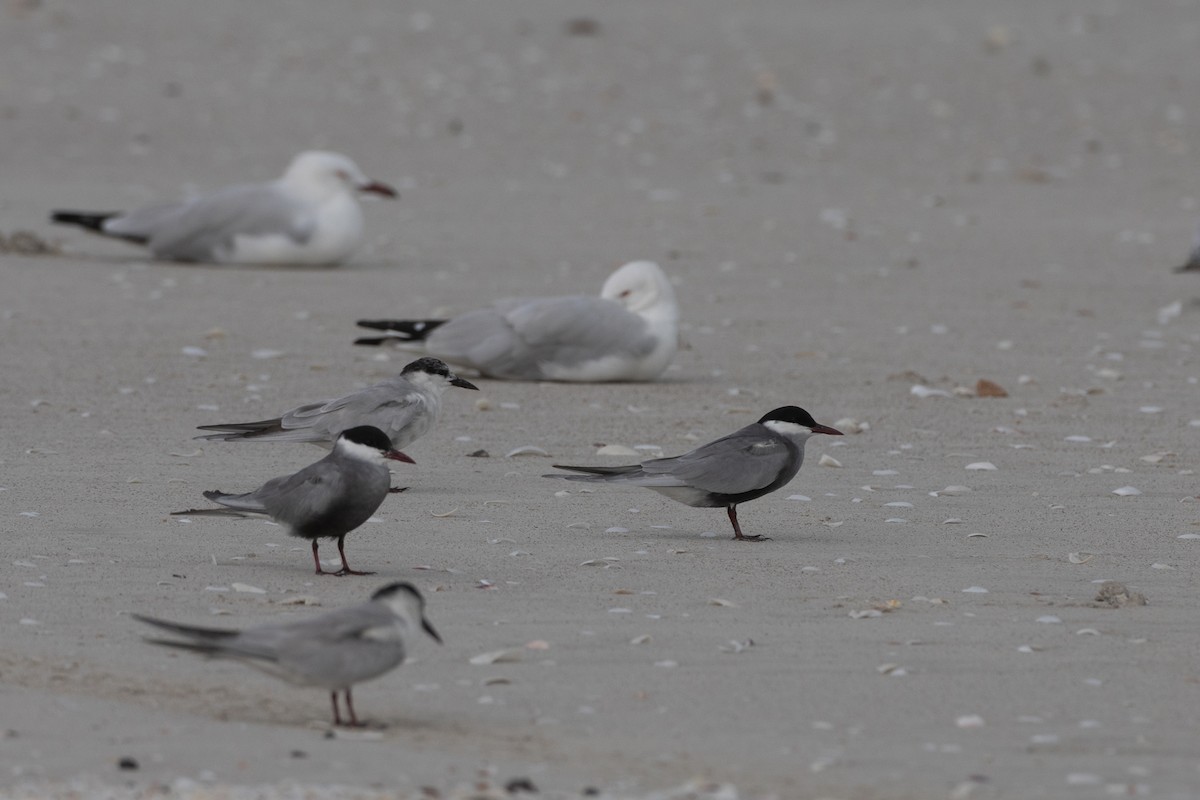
top-left (354, 260), bottom-right (679, 382)
top-left (173, 426), bottom-right (412, 575)
top-left (196, 357), bottom-right (478, 451)
top-left (132, 581), bottom-right (442, 727)
top-left (51, 150), bottom-right (396, 265)
top-left (545, 406), bottom-right (843, 541)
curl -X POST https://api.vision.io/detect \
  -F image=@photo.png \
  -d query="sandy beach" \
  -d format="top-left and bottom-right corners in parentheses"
top-left (3, 1), bottom-right (1199, 797)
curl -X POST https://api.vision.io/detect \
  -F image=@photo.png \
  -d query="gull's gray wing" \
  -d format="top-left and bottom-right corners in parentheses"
top-left (427, 296), bottom-right (655, 379)
top-left (105, 182), bottom-right (314, 262)
top-left (638, 424), bottom-right (794, 495)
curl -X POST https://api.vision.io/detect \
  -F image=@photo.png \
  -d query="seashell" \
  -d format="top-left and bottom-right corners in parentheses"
top-left (962, 586), bottom-right (989, 593)
top-left (911, 384), bottom-right (952, 399)
top-left (975, 379), bottom-right (1008, 397)
top-left (231, 583), bottom-right (266, 594)
top-left (630, 634), bottom-right (651, 645)
top-left (708, 598), bottom-right (738, 607)
top-left (1067, 552), bottom-right (1093, 564)
top-left (965, 462), bottom-right (997, 471)
top-left (818, 454), bottom-right (842, 467)
top-left (848, 609), bottom-right (883, 619)
top-left (595, 444), bottom-right (638, 457)
top-left (505, 445), bottom-right (549, 458)
top-left (469, 648), bottom-right (524, 665)
top-left (1111, 486), bottom-right (1141, 496)
top-left (429, 508), bottom-right (458, 517)
top-left (277, 595), bottom-right (320, 606)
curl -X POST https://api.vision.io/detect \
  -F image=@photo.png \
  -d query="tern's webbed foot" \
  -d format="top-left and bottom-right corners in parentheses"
top-left (330, 567), bottom-right (376, 577)
top-left (733, 534), bottom-right (772, 542)
top-left (388, 486), bottom-right (409, 494)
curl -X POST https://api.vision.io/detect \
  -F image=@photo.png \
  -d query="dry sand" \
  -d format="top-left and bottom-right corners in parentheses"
top-left (2, 1), bottom-right (1200, 798)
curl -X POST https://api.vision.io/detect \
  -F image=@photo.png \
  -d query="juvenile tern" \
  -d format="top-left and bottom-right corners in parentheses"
top-left (51, 150), bottom-right (396, 265)
top-left (355, 260), bottom-right (679, 381)
top-left (546, 406), bottom-right (843, 540)
top-left (132, 581), bottom-right (442, 727)
top-left (173, 426), bottom-right (413, 575)
top-left (196, 357), bottom-right (477, 451)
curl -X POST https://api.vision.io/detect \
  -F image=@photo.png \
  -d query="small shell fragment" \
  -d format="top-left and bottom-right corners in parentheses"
top-left (818, 454), bottom-right (843, 467)
top-left (932, 485), bottom-right (971, 497)
top-left (276, 595), bottom-right (320, 606)
top-left (231, 583), bottom-right (266, 594)
top-left (1068, 552), bottom-right (1094, 564)
top-left (965, 462), bottom-right (997, 471)
top-left (505, 446), bottom-right (550, 458)
top-left (429, 508), bottom-right (458, 518)
top-left (833, 418), bottom-right (868, 434)
top-left (595, 444), bottom-right (638, 457)
top-left (975, 379), bottom-right (1008, 398)
top-left (469, 648), bottom-right (525, 666)
top-left (911, 384), bottom-right (952, 399)
top-left (708, 597), bottom-right (738, 607)
top-left (956, 714), bottom-right (985, 729)
top-left (1111, 486), bottom-right (1142, 496)
top-left (629, 634), bottom-right (651, 645)
top-left (848, 609), bottom-right (883, 619)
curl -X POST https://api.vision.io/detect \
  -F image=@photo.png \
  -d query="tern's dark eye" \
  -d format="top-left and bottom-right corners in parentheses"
top-left (619, 289), bottom-right (632, 298)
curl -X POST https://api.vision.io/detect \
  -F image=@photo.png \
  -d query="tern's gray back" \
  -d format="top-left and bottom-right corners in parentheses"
top-left (252, 451), bottom-right (391, 538)
top-left (276, 377), bottom-right (435, 449)
top-left (640, 423), bottom-right (801, 496)
top-left (222, 603), bottom-right (407, 689)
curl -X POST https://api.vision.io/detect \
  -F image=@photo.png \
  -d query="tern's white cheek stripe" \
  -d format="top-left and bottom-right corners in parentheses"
top-left (762, 420), bottom-right (812, 437)
top-left (337, 439), bottom-right (387, 463)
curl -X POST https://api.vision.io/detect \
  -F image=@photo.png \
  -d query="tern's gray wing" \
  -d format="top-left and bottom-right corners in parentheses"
top-left (277, 380), bottom-right (428, 448)
top-left (105, 182), bottom-right (313, 262)
top-left (638, 424), bottom-right (795, 495)
top-left (262, 461), bottom-right (353, 525)
top-left (229, 603), bottom-right (406, 688)
top-left (427, 296), bottom-right (655, 379)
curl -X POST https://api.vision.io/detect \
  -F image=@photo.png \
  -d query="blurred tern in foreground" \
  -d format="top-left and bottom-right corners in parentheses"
top-left (51, 150), bottom-right (396, 265)
top-left (173, 426), bottom-right (412, 575)
top-left (133, 582), bottom-right (441, 727)
top-left (1174, 223), bottom-right (1200, 272)
top-left (196, 357), bottom-right (477, 451)
top-left (355, 260), bottom-right (679, 382)
top-left (546, 406), bottom-right (842, 541)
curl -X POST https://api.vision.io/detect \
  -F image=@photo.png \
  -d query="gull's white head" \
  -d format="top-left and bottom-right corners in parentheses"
top-left (281, 151), bottom-right (397, 201)
top-left (600, 260), bottom-right (677, 318)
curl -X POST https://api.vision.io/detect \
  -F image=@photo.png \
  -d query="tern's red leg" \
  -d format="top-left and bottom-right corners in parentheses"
top-left (311, 540), bottom-right (331, 574)
top-left (343, 689), bottom-right (361, 727)
top-left (330, 691), bottom-right (343, 726)
top-left (728, 505), bottom-right (769, 542)
top-left (332, 536), bottom-right (375, 577)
